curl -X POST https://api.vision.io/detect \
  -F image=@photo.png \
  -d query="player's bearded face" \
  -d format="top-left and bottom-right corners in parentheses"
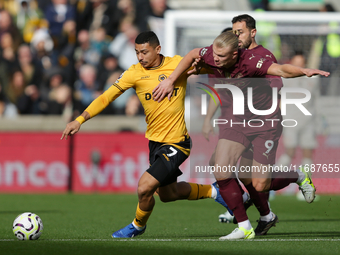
top-left (238, 30), bottom-right (252, 49)
top-left (135, 43), bottom-right (161, 68)
top-left (232, 21), bottom-right (253, 49)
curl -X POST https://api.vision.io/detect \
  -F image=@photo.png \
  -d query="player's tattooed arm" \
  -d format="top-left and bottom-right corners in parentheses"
top-left (152, 48), bottom-right (201, 102)
top-left (267, 63), bottom-right (330, 78)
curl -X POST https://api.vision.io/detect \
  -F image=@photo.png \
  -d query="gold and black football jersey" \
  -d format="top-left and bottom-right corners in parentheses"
top-left (84, 55), bottom-right (189, 144)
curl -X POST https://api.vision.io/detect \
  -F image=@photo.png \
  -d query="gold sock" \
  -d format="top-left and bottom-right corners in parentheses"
top-left (133, 203), bottom-right (152, 228)
top-left (188, 183), bottom-right (212, 200)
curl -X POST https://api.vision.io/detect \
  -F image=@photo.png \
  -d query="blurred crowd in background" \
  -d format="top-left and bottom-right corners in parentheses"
top-left (0, 0), bottom-right (338, 121)
top-left (0, 0), bottom-right (170, 120)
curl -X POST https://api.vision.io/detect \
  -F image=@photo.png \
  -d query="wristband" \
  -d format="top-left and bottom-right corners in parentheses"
top-left (75, 116), bottom-right (85, 124)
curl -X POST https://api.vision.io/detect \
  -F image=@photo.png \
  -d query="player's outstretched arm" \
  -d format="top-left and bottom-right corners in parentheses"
top-left (267, 63), bottom-right (330, 78)
top-left (303, 68), bottom-right (330, 77)
top-left (61, 91), bottom-right (112, 140)
top-left (61, 111), bottom-right (91, 140)
top-left (152, 48), bottom-right (201, 102)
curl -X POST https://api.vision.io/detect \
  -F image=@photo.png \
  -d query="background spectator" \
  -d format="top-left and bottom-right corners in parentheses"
top-left (14, 0), bottom-right (45, 44)
top-left (43, 0), bottom-right (76, 65)
top-left (77, 0), bottom-right (119, 38)
top-left (6, 69), bottom-right (45, 114)
top-left (108, 18), bottom-right (139, 70)
top-left (73, 64), bottom-right (101, 114)
top-left (277, 53), bottom-right (318, 171)
top-left (16, 44), bottom-right (43, 88)
top-left (317, 4), bottom-right (340, 95)
top-left (0, 9), bottom-right (23, 52)
top-left (147, 0), bottom-right (170, 50)
top-left (96, 53), bottom-right (122, 91)
top-left (0, 32), bottom-right (16, 75)
top-left (55, 19), bottom-right (77, 85)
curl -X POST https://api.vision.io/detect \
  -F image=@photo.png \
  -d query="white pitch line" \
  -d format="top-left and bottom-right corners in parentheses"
top-left (1, 238), bottom-right (340, 242)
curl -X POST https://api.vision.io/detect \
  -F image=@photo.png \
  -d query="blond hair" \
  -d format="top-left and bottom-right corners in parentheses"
top-left (213, 31), bottom-right (238, 51)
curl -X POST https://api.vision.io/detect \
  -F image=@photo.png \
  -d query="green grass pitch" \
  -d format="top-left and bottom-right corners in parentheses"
top-left (0, 193), bottom-right (340, 255)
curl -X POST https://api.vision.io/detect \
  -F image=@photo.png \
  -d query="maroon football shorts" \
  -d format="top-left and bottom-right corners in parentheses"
top-left (218, 120), bottom-right (283, 165)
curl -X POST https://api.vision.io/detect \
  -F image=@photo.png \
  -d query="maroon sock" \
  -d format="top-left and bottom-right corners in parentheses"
top-left (269, 171), bottom-right (298, 191)
top-left (245, 183), bottom-right (270, 216)
top-left (217, 178), bottom-right (248, 222)
top-left (237, 180), bottom-right (245, 195)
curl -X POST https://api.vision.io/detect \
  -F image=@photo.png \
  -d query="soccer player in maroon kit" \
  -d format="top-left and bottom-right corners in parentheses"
top-left (153, 31), bottom-right (329, 240)
top-left (210, 14), bottom-right (282, 236)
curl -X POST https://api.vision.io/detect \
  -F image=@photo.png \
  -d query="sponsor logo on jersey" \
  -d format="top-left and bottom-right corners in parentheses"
top-left (200, 48), bottom-right (208, 57)
top-left (256, 58), bottom-right (265, 69)
top-left (235, 73), bottom-right (244, 78)
top-left (145, 87), bottom-right (179, 101)
top-left (141, 76), bottom-right (150, 79)
top-left (158, 74), bottom-right (167, 82)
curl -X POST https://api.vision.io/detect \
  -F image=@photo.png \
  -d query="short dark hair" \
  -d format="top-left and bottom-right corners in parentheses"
top-left (232, 14), bottom-right (256, 30)
top-left (294, 50), bottom-right (304, 57)
top-left (221, 27), bottom-right (232, 33)
top-left (324, 3), bottom-right (336, 12)
top-left (135, 31), bottom-right (160, 47)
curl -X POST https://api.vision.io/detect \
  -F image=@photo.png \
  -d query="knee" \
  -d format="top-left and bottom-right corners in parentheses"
top-left (252, 181), bottom-right (270, 192)
top-left (137, 184), bottom-right (154, 199)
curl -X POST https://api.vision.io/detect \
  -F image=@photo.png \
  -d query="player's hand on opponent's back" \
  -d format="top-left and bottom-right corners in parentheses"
top-left (61, 120), bottom-right (81, 140)
top-left (187, 57), bottom-right (204, 75)
top-left (202, 119), bottom-right (215, 141)
top-left (304, 68), bottom-right (330, 77)
top-left (152, 78), bottom-right (174, 102)
top-left (152, 57), bottom-right (207, 102)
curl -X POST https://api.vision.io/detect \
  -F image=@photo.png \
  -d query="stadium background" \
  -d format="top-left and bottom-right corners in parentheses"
top-left (1, 0), bottom-right (340, 195)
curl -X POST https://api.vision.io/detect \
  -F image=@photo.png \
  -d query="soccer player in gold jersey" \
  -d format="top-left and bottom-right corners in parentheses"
top-left (61, 31), bottom-right (233, 238)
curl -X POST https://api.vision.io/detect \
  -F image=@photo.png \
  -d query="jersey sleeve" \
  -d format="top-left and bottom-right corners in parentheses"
top-left (199, 45), bottom-right (212, 62)
top-left (85, 69), bottom-right (135, 118)
top-left (197, 45), bottom-right (215, 75)
top-left (245, 54), bottom-right (273, 77)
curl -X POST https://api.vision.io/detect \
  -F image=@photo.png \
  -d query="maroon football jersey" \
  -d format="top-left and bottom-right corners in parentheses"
top-left (199, 45), bottom-right (281, 122)
top-left (248, 45), bottom-right (283, 90)
top-left (249, 45), bottom-right (277, 63)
